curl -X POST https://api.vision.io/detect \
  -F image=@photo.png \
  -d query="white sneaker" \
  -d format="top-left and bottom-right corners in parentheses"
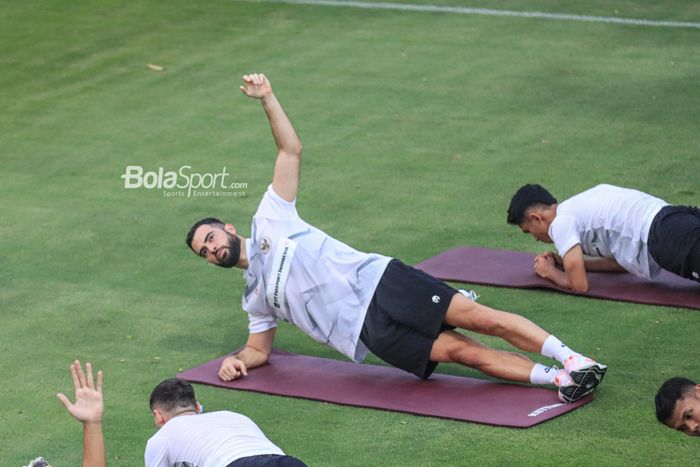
top-left (555, 369), bottom-right (596, 403)
top-left (564, 355), bottom-right (608, 386)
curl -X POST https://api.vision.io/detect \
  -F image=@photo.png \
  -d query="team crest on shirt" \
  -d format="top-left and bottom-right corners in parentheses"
top-left (260, 236), bottom-right (272, 254)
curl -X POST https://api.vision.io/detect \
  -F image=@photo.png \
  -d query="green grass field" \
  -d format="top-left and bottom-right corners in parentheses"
top-left (2, 1), bottom-right (699, 465)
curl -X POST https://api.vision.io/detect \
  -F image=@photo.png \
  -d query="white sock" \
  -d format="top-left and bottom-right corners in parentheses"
top-left (529, 363), bottom-right (559, 385)
top-left (541, 335), bottom-right (579, 364)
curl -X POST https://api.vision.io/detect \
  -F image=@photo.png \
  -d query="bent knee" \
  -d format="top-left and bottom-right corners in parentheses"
top-left (430, 332), bottom-right (487, 365)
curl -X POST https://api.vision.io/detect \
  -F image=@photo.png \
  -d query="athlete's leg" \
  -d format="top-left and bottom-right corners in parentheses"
top-left (429, 330), bottom-right (599, 402)
top-left (429, 330), bottom-right (535, 382)
top-left (443, 292), bottom-right (548, 353)
top-left (442, 293), bottom-right (607, 400)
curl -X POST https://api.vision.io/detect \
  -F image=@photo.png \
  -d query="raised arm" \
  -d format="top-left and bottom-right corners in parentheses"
top-left (56, 361), bottom-right (106, 467)
top-left (218, 327), bottom-right (276, 381)
top-left (240, 73), bottom-right (302, 202)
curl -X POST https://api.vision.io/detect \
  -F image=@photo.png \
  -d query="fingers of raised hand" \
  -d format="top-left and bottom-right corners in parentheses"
top-left (241, 73), bottom-right (267, 87)
top-left (85, 362), bottom-right (95, 390)
top-left (250, 73), bottom-right (263, 85)
top-left (56, 392), bottom-right (72, 409)
top-left (73, 360), bottom-right (89, 390)
top-left (70, 361), bottom-right (81, 390)
top-left (76, 360), bottom-right (89, 389)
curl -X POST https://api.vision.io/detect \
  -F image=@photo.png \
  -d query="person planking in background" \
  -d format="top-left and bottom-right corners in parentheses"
top-left (507, 183), bottom-right (700, 292)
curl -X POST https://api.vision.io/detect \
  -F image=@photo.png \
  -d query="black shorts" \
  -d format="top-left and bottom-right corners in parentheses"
top-left (360, 259), bottom-right (458, 380)
top-left (227, 454), bottom-right (307, 467)
top-left (648, 205), bottom-right (700, 282)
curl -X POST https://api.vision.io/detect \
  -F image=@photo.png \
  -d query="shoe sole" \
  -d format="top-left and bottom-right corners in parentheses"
top-left (559, 364), bottom-right (607, 403)
top-left (569, 363), bottom-right (607, 387)
top-left (558, 381), bottom-right (597, 403)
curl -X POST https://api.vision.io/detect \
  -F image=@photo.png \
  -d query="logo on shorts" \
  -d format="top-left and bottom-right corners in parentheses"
top-left (432, 295), bottom-right (440, 303)
top-left (260, 236), bottom-right (272, 254)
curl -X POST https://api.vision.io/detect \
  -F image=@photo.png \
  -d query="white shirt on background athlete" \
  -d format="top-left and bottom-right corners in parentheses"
top-left (549, 184), bottom-right (668, 279)
top-left (144, 411), bottom-right (285, 467)
top-left (242, 185), bottom-right (391, 362)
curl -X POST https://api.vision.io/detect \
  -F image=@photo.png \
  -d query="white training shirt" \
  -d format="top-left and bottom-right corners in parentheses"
top-left (144, 411), bottom-right (285, 467)
top-left (242, 185), bottom-right (391, 362)
top-left (549, 184), bottom-right (668, 278)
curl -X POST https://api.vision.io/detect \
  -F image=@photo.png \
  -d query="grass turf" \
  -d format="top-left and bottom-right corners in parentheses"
top-left (1, 0), bottom-right (699, 464)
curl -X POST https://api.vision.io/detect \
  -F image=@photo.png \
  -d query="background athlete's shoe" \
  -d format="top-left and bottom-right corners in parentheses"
top-left (563, 355), bottom-right (607, 399)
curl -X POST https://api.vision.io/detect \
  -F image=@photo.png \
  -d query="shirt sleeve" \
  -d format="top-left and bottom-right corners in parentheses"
top-left (247, 309), bottom-right (278, 334)
top-left (254, 184), bottom-right (298, 221)
top-left (144, 436), bottom-right (170, 467)
top-left (549, 215), bottom-right (581, 256)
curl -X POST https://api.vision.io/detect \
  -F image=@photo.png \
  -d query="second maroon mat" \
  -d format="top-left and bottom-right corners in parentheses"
top-left (416, 246), bottom-right (700, 310)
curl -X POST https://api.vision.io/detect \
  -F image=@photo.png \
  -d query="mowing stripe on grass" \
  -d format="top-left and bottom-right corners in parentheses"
top-left (238, 0), bottom-right (700, 29)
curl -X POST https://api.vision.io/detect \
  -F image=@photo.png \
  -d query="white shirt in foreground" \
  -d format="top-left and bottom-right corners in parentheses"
top-left (549, 184), bottom-right (668, 278)
top-left (242, 185), bottom-right (391, 362)
top-left (144, 411), bottom-right (284, 467)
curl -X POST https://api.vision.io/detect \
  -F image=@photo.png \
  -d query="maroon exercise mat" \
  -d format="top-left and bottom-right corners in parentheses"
top-left (177, 350), bottom-right (591, 428)
top-left (415, 246), bottom-right (700, 310)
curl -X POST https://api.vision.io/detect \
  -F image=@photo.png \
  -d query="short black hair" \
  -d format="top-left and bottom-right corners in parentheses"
top-left (507, 184), bottom-right (558, 225)
top-left (186, 217), bottom-right (224, 251)
top-left (149, 378), bottom-right (197, 412)
top-left (655, 377), bottom-right (697, 425)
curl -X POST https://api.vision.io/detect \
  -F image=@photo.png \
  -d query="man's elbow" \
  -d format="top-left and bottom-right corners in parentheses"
top-left (281, 145), bottom-right (302, 160)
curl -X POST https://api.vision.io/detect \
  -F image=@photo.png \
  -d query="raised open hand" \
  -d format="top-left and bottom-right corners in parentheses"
top-left (56, 360), bottom-right (104, 424)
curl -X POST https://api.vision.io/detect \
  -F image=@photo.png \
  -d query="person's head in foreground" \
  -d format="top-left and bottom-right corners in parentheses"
top-left (507, 184), bottom-right (558, 243)
top-left (149, 378), bottom-right (200, 428)
top-left (655, 377), bottom-right (700, 436)
top-left (186, 217), bottom-right (243, 268)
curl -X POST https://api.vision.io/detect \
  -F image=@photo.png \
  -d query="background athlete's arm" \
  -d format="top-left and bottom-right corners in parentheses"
top-left (241, 73), bottom-right (302, 202)
top-left (583, 257), bottom-right (626, 273)
top-left (534, 245), bottom-right (589, 292)
top-left (219, 328), bottom-right (276, 381)
top-left (536, 248), bottom-right (626, 292)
